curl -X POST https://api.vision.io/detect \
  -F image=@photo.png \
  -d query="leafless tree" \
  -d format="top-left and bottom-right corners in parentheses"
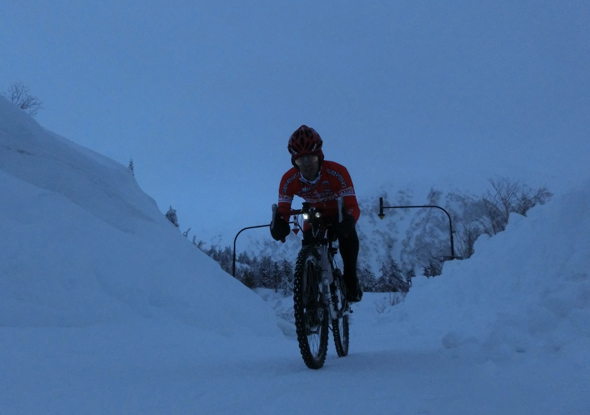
top-left (479, 177), bottom-right (552, 236)
top-left (2, 82), bottom-right (43, 116)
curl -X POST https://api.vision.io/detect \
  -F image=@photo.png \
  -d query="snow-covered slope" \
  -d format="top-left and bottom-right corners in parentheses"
top-left (0, 96), bottom-right (278, 335)
top-left (372, 180), bottom-right (590, 361)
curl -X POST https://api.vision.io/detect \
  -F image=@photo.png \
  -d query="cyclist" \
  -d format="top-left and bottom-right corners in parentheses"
top-left (271, 125), bottom-right (363, 303)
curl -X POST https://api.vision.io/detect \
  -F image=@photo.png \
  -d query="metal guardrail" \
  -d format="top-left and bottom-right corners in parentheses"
top-left (232, 197), bottom-right (461, 279)
top-left (378, 197), bottom-right (461, 261)
top-left (232, 221), bottom-right (296, 277)
top-left (232, 224), bottom-right (270, 278)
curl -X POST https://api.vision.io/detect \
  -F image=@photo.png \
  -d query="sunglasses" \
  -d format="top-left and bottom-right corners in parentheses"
top-left (295, 155), bottom-right (319, 166)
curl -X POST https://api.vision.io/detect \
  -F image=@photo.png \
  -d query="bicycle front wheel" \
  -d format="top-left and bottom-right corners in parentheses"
top-left (293, 245), bottom-right (329, 369)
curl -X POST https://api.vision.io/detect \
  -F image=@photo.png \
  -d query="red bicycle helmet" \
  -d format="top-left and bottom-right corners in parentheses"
top-left (288, 125), bottom-right (324, 164)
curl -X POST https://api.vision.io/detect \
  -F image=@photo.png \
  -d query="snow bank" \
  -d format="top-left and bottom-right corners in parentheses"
top-left (380, 177), bottom-right (590, 362)
top-left (0, 97), bottom-right (279, 336)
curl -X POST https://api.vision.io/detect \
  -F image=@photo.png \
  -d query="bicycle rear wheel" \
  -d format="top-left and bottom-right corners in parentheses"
top-left (293, 246), bottom-right (329, 369)
top-left (331, 273), bottom-right (349, 357)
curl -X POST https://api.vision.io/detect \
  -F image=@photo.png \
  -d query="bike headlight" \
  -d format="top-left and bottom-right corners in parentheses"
top-left (302, 213), bottom-right (309, 221)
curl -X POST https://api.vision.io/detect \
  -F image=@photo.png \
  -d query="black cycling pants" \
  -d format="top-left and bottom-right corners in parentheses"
top-left (338, 229), bottom-right (359, 287)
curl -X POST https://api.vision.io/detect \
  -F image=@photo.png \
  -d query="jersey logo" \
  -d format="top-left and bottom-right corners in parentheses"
top-left (339, 187), bottom-right (356, 197)
top-left (326, 168), bottom-right (347, 188)
top-left (281, 172), bottom-right (300, 194)
top-left (279, 194), bottom-right (293, 203)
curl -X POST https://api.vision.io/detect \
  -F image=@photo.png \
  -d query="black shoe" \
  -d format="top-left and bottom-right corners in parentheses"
top-left (345, 285), bottom-right (363, 303)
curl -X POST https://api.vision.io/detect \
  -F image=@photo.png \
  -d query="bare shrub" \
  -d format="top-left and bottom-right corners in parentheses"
top-left (374, 292), bottom-right (407, 314)
top-left (2, 82), bottom-right (43, 116)
top-left (479, 177), bottom-right (552, 236)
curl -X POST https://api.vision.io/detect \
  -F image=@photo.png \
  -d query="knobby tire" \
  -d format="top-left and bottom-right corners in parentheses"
top-left (331, 276), bottom-right (350, 357)
top-left (293, 245), bottom-right (329, 369)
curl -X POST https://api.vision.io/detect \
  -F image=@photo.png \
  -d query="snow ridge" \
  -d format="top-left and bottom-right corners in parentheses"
top-left (0, 97), bottom-right (279, 335)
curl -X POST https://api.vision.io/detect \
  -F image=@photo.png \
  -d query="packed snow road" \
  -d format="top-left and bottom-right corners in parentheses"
top-left (1, 293), bottom-right (586, 415)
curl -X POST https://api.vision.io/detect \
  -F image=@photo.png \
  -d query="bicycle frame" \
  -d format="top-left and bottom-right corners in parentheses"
top-left (287, 202), bottom-right (347, 321)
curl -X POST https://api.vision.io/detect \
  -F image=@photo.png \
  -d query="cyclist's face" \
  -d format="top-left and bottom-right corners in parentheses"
top-left (296, 155), bottom-right (320, 180)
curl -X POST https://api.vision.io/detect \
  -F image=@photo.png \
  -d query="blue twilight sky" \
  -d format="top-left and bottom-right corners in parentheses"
top-left (2, 0), bottom-right (589, 241)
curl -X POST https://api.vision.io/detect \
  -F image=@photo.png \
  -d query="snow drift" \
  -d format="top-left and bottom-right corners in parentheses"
top-left (373, 178), bottom-right (590, 363)
top-left (0, 96), bottom-right (278, 336)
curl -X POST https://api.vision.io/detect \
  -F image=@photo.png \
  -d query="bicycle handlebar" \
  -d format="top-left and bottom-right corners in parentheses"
top-left (278, 198), bottom-right (345, 223)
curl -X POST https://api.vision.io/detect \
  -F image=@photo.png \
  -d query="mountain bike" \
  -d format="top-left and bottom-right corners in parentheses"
top-left (273, 200), bottom-right (351, 369)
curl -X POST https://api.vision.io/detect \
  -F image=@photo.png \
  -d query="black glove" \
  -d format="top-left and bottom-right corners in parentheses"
top-left (270, 211), bottom-right (291, 241)
top-left (334, 212), bottom-right (356, 237)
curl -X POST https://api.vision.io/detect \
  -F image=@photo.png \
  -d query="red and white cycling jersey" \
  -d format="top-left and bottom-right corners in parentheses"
top-left (277, 160), bottom-right (360, 224)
